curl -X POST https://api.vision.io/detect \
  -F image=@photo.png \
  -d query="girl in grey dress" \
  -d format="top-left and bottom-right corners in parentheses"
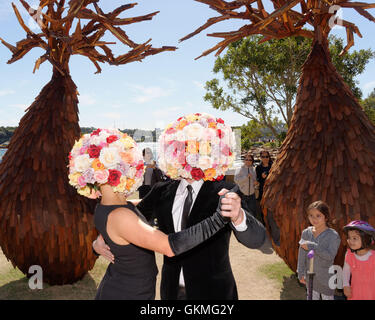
top-left (297, 201), bottom-right (341, 300)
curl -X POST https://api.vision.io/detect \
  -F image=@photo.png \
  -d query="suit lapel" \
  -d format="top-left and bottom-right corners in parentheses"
top-left (158, 180), bottom-right (180, 233)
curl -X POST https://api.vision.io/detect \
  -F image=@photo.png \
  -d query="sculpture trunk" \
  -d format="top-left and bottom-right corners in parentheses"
top-left (262, 35), bottom-right (375, 271)
top-left (0, 69), bottom-right (98, 285)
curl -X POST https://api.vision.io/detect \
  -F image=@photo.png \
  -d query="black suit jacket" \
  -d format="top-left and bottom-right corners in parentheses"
top-left (137, 179), bottom-right (266, 300)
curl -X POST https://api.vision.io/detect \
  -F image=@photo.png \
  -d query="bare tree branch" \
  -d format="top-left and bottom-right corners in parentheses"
top-left (0, 1), bottom-right (177, 73)
top-left (182, 0), bottom-right (375, 59)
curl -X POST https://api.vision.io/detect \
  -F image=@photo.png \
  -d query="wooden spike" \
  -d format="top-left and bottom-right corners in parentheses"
top-left (0, 37), bottom-right (18, 54)
top-left (354, 7), bottom-right (375, 23)
top-left (11, 2), bottom-right (35, 36)
top-left (33, 55), bottom-right (47, 73)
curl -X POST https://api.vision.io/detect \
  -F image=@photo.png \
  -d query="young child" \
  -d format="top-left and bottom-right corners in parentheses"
top-left (297, 201), bottom-right (341, 300)
top-left (342, 220), bottom-right (375, 300)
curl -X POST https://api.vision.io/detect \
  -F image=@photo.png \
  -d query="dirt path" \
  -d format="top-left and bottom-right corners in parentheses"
top-left (154, 234), bottom-right (305, 300)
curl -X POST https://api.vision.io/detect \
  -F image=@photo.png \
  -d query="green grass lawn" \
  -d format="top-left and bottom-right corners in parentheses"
top-left (0, 252), bottom-right (109, 300)
top-left (258, 261), bottom-right (306, 300)
top-left (0, 193), bottom-right (144, 300)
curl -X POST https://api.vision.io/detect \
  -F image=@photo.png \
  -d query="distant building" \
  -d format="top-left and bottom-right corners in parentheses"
top-left (258, 123), bottom-right (287, 142)
top-left (0, 141), bottom-right (9, 148)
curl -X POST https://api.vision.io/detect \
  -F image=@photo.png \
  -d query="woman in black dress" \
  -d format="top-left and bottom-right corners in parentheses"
top-left (94, 183), bottom-right (230, 300)
top-left (255, 150), bottom-right (273, 201)
top-left (255, 150), bottom-right (273, 224)
top-left (68, 128), bottom-right (229, 300)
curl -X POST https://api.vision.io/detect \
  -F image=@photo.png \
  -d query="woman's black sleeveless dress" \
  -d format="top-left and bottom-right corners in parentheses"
top-left (94, 202), bottom-right (158, 300)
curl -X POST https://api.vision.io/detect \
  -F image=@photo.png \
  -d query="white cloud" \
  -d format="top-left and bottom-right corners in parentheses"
top-left (103, 112), bottom-right (122, 119)
top-left (78, 93), bottom-right (96, 106)
top-left (0, 118), bottom-right (19, 126)
top-left (9, 103), bottom-right (28, 111)
top-left (130, 85), bottom-right (173, 104)
top-left (0, 90), bottom-right (16, 97)
top-left (364, 81), bottom-right (375, 90)
top-left (152, 106), bottom-right (182, 118)
top-left (363, 81), bottom-right (375, 97)
top-left (193, 80), bottom-right (205, 90)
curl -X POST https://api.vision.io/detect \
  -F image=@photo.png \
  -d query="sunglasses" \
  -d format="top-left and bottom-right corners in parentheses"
top-left (245, 158), bottom-right (253, 161)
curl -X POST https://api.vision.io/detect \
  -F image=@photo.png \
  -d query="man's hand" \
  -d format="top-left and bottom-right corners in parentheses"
top-left (93, 234), bottom-right (115, 264)
top-left (343, 286), bottom-right (352, 299)
top-left (218, 188), bottom-right (244, 226)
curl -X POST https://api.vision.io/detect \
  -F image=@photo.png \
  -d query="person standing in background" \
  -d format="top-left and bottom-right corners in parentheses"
top-left (255, 150), bottom-right (273, 225)
top-left (256, 150), bottom-right (273, 201)
top-left (234, 153), bottom-right (258, 217)
top-left (138, 148), bottom-right (166, 198)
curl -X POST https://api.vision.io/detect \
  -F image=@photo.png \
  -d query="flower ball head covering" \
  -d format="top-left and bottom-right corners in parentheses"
top-left (158, 113), bottom-right (236, 181)
top-left (68, 128), bottom-right (144, 199)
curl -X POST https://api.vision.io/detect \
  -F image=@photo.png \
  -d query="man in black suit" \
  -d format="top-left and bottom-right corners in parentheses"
top-left (94, 176), bottom-right (266, 299)
top-left (93, 114), bottom-right (266, 299)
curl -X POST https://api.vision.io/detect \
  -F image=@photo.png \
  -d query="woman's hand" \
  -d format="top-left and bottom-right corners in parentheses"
top-left (300, 243), bottom-right (309, 251)
top-left (261, 172), bottom-right (267, 179)
top-left (343, 286), bottom-right (352, 299)
top-left (93, 234), bottom-right (115, 263)
top-left (299, 277), bottom-right (306, 285)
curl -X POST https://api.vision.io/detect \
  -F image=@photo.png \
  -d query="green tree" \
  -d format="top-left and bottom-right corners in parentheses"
top-left (362, 88), bottom-right (375, 125)
top-left (240, 119), bottom-right (286, 151)
top-left (204, 35), bottom-right (374, 135)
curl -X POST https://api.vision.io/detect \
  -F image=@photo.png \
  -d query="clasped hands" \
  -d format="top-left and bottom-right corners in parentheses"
top-left (93, 188), bottom-right (244, 264)
top-left (217, 188), bottom-right (244, 226)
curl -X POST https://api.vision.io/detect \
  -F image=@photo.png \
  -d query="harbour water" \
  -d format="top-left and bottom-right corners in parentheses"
top-left (0, 149), bottom-right (6, 162)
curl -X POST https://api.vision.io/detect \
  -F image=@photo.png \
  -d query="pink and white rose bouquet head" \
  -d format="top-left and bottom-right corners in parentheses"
top-left (68, 128), bottom-right (144, 199)
top-left (158, 113), bottom-right (236, 181)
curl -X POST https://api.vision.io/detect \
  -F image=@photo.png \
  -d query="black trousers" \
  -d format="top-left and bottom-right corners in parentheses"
top-left (177, 286), bottom-right (186, 300)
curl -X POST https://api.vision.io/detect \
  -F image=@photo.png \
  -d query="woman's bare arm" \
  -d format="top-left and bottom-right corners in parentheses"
top-left (108, 207), bottom-right (175, 257)
top-left (127, 199), bottom-right (141, 206)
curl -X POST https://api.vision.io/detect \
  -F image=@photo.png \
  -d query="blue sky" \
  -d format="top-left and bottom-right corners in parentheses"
top-left (0, 0), bottom-right (374, 130)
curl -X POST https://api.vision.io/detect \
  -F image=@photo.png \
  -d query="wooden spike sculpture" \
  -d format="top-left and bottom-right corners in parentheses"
top-left (181, 0), bottom-right (375, 271)
top-left (0, 0), bottom-right (176, 285)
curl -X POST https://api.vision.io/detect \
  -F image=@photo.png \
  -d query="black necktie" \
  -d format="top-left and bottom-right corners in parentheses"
top-left (181, 185), bottom-right (193, 230)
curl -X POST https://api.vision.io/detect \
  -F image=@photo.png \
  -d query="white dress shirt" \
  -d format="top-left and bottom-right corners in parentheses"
top-left (171, 179), bottom-right (248, 287)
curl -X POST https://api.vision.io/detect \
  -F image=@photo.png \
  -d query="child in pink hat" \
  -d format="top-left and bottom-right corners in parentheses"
top-left (343, 220), bottom-right (375, 300)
